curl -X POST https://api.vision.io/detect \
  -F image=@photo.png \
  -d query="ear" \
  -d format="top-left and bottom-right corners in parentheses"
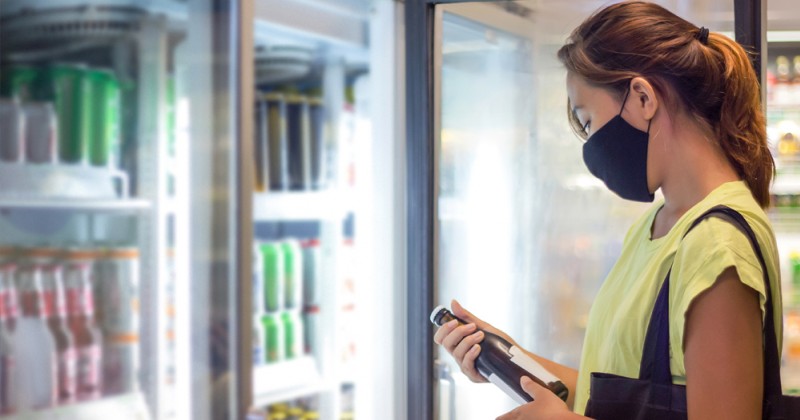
top-left (628, 77), bottom-right (659, 122)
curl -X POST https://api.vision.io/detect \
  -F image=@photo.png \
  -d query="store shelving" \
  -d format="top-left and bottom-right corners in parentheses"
top-left (0, 198), bottom-right (151, 212)
top-left (0, 163), bottom-right (149, 211)
top-left (1, 392), bottom-right (149, 420)
top-left (252, 356), bottom-right (329, 407)
top-left (253, 191), bottom-right (353, 222)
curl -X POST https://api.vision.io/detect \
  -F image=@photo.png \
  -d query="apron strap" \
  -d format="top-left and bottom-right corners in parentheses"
top-left (638, 205), bottom-right (782, 400)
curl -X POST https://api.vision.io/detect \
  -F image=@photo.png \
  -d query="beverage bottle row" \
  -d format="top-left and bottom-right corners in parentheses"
top-left (252, 239), bottom-right (320, 365)
top-left (0, 63), bottom-right (122, 168)
top-left (256, 310), bottom-right (305, 365)
top-left (769, 55), bottom-right (800, 106)
top-left (0, 245), bottom-right (140, 414)
top-left (254, 93), bottom-right (328, 192)
top-left (771, 193), bottom-right (800, 210)
top-left (249, 395), bottom-right (321, 420)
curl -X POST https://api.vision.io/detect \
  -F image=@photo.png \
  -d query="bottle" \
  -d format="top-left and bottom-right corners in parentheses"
top-left (777, 56), bottom-right (792, 105)
top-left (95, 246), bottom-right (140, 395)
top-left (253, 314), bottom-right (265, 366)
top-left (0, 268), bottom-right (15, 414)
top-left (14, 256), bottom-right (58, 410)
top-left (0, 263), bottom-right (17, 332)
top-left (41, 264), bottom-right (77, 405)
top-left (430, 306), bottom-right (569, 404)
top-left (63, 250), bottom-right (103, 401)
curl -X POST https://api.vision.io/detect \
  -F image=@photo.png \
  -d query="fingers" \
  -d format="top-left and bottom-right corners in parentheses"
top-left (441, 322), bottom-right (477, 352)
top-left (433, 319), bottom-right (458, 345)
top-left (520, 376), bottom-right (540, 399)
top-left (453, 330), bottom-right (484, 362)
top-left (461, 342), bottom-right (485, 382)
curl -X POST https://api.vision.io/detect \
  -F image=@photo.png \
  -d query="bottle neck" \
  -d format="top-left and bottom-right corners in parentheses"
top-left (434, 309), bottom-right (461, 327)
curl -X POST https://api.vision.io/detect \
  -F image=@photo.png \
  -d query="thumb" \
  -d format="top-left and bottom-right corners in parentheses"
top-left (452, 299), bottom-right (480, 324)
top-left (520, 376), bottom-right (542, 399)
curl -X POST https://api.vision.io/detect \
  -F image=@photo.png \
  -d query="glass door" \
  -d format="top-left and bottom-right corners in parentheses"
top-left (430, 3), bottom-right (651, 419)
top-left (0, 0), bottom-right (249, 418)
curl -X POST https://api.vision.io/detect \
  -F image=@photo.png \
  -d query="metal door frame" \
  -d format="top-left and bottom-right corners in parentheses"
top-left (404, 1), bottom-right (764, 419)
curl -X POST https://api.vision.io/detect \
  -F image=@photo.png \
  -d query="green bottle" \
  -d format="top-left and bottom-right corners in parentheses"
top-left (281, 240), bottom-right (303, 310)
top-left (260, 243), bottom-right (284, 313)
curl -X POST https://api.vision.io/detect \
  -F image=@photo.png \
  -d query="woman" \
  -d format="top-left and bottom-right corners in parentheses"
top-left (434, 2), bottom-right (782, 419)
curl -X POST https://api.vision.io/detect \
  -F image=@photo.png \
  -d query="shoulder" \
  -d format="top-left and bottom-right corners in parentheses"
top-left (670, 207), bottom-right (772, 326)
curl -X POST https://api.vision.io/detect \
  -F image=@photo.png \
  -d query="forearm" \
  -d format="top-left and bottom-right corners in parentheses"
top-left (523, 349), bottom-right (579, 410)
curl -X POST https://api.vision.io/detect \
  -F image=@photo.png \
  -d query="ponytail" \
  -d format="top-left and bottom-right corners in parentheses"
top-left (706, 33), bottom-right (773, 208)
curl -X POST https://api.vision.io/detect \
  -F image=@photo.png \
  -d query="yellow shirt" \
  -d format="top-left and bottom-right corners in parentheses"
top-left (573, 181), bottom-right (782, 414)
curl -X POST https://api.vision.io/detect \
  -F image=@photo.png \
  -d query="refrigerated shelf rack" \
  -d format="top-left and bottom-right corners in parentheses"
top-left (253, 191), bottom-right (353, 222)
top-left (0, 392), bottom-right (149, 420)
top-left (0, 198), bottom-right (151, 212)
top-left (252, 356), bottom-right (330, 407)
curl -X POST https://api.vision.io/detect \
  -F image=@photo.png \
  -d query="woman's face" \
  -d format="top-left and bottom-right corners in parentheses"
top-left (566, 72), bottom-right (642, 137)
top-left (565, 72), bottom-right (661, 195)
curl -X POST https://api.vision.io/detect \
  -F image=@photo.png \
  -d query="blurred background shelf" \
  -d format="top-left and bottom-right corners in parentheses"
top-left (0, 163), bottom-right (130, 201)
top-left (0, 392), bottom-right (149, 420)
top-left (0, 198), bottom-right (151, 212)
top-left (252, 356), bottom-right (328, 407)
top-left (253, 191), bottom-right (353, 222)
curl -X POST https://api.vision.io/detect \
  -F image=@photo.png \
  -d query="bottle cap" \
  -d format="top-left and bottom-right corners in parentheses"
top-left (430, 305), bottom-right (448, 325)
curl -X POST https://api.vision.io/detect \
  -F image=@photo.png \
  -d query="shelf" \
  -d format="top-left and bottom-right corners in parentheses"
top-left (773, 174), bottom-right (800, 195)
top-left (0, 163), bottom-right (129, 200)
top-left (768, 210), bottom-right (800, 232)
top-left (0, 392), bottom-right (149, 420)
top-left (253, 191), bottom-right (352, 222)
top-left (252, 356), bottom-right (328, 407)
top-left (768, 103), bottom-right (800, 112)
top-left (253, 0), bottom-right (368, 54)
top-left (0, 198), bottom-right (151, 212)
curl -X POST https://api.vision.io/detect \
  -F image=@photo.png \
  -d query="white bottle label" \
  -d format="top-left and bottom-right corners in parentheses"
top-left (508, 346), bottom-right (560, 385)
top-left (487, 373), bottom-right (528, 405)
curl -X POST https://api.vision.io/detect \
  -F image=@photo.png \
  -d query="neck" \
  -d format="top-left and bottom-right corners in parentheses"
top-left (658, 123), bottom-right (740, 217)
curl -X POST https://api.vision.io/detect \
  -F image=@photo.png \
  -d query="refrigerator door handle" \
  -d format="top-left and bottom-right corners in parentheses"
top-left (435, 359), bottom-right (456, 420)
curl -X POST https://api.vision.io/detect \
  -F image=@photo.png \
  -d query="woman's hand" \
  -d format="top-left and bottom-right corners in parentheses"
top-left (496, 377), bottom-right (585, 420)
top-left (433, 299), bottom-right (517, 383)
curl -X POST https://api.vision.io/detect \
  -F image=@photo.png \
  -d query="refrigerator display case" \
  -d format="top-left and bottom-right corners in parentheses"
top-left (246, 1), bottom-right (407, 420)
top-left (0, 0), bottom-right (250, 419)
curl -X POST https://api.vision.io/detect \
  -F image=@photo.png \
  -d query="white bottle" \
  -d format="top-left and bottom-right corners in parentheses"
top-left (13, 260), bottom-right (58, 410)
top-left (12, 318), bottom-right (57, 410)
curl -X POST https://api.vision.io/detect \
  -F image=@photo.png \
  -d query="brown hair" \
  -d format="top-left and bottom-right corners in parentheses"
top-left (557, 1), bottom-right (773, 208)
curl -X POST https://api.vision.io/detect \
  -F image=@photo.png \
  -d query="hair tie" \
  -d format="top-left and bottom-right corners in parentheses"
top-left (696, 26), bottom-right (710, 45)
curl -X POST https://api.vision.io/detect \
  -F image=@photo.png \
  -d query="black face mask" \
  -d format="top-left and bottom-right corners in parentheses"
top-left (582, 89), bottom-right (654, 203)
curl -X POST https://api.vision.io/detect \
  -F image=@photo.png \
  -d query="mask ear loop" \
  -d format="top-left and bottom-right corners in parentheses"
top-left (619, 87), bottom-right (632, 115)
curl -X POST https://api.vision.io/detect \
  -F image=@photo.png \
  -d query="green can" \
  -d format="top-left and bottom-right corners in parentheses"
top-left (86, 69), bottom-right (121, 167)
top-left (281, 240), bottom-right (303, 310)
top-left (260, 242), bottom-right (284, 313)
top-left (36, 64), bottom-right (92, 164)
top-left (262, 313), bottom-right (284, 363)
top-left (0, 65), bottom-right (38, 101)
top-left (281, 311), bottom-right (304, 359)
